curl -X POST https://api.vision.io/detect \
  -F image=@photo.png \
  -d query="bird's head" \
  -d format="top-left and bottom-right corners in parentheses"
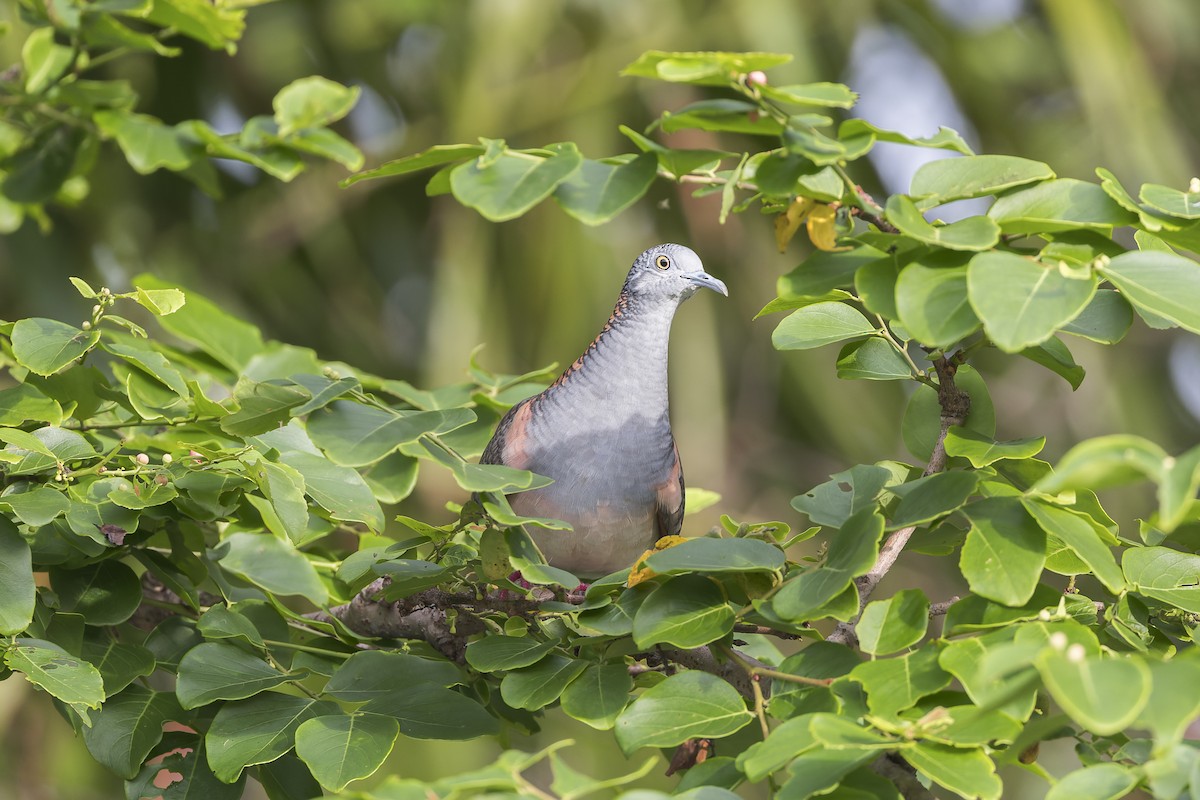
top-left (623, 243), bottom-right (728, 303)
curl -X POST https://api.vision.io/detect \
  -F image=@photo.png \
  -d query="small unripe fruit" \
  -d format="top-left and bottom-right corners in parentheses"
top-left (155, 474), bottom-right (169, 485)
top-left (82, 321), bottom-right (92, 330)
top-left (98, 466), bottom-right (107, 474)
top-left (189, 450), bottom-right (203, 459)
top-left (1066, 643), bottom-right (1086, 663)
top-left (92, 305), bottom-right (101, 315)
top-left (747, 70), bottom-right (768, 86)
top-left (162, 453), bottom-right (173, 464)
top-left (135, 453), bottom-right (150, 465)
top-left (1049, 632), bottom-right (1068, 650)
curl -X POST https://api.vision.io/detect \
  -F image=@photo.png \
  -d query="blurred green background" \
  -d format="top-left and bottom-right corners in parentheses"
top-left (3, 0), bottom-right (1200, 797)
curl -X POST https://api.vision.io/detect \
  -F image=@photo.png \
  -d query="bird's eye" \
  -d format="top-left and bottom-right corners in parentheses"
top-left (655, 254), bottom-right (671, 270)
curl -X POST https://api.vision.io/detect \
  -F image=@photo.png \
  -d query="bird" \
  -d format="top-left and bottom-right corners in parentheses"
top-left (479, 243), bottom-right (728, 577)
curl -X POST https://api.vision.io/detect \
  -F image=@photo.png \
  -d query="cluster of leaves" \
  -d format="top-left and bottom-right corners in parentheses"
top-left (1, 0), bottom-right (363, 232)
top-left (3, 44), bottom-right (1200, 800)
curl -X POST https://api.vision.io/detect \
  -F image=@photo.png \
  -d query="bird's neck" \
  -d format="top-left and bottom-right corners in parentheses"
top-left (547, 289), bottom-right (679, 419)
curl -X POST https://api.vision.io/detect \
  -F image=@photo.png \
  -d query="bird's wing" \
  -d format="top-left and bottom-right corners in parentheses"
top-left (479, 398), bottom-right (534, 468)
top-left (654, 438), bottom-right (685, 540)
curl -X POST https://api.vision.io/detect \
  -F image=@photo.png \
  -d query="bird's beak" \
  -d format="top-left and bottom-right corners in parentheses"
top-left (688, 272), bottom-right (729, 297)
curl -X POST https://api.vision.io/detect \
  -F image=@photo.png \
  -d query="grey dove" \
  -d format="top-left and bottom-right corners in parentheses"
top-left (480, 243), bottom-right (727, 577)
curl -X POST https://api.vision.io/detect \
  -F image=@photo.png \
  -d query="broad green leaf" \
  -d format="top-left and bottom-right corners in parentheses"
top-left (1034, 434), bottom-right (1165, 494)
top-left (206, 693), bottom-right (337, 782)
top-left (273, 76), bottom-right (359, 137)
top-left (140, 0), bottom-right (245, 51)
top-left (465, 636), bottom-right (558, 672)
top-left (1045, 764), bottom-right (1140, 800)
top-left (620, 50), bottom-right (793, 86)
top-left (326, 650), bottom-right (461, 700)
top-left (777, 246), bottom-right (886, 299)
top-left (791, 464), bottom-right (891, 528)
top-left (0, 518), bottom-right (35, 635)
top-left (1157, 445), bottom-right (1200, 532)
top-left (284, 127), bottom-right (364, 171)
top-left (888, 471), bottom-right (980, 530)
top-left (855, 258), bottom-right (899, 319)
top-left (1136, 659), bottom-right (1200, 745)
top-left (248, 459), bottom-right (309, 544)
top-left (108, 480), bottom-right (178, 510)
top-left (1020, 336), bottom-right (1086, 390)
top-left (0, 383), bottom-right (64, 426)
top-left (838, 119), bottom-right (973, 155)
top-left (1098, 250), bottom-right (1200, 334)
top-left (913, 704), bottom-right (1022, 748)
top-left (658, 99), bottom-right (784, 136)
top-left (373, 559), bottom-right (450, 599)
top-left (941, 584), bottom-right (1069, 636)
top-left (618, 124), bottom-right (734, 176)
top-left (910, 155), bottom-right (1055, 206)
top-left (126, 734), bottom-right (243, 800)
top-left (10, 318), bottom-right (101, 376)
top-left (132, 287), bottom-right (185, 316)
top-left (835, 338), bottom-right (913, 380)
top-left (988, 179), bottom-right (1137, 234)
top-left (216, 532), bottom-right (328, 604)
top-left (885, 195), bottom-right (1001, 251)
top-left (633, 575), bottom-right (736, 649)
top-left (176, 642), bottom-right (296, 709)
top-left (341, 143), bottom-right (484, 187)
top-left (274, 449), bottom-right (382, 532)
top-left (554, 153), bottom-right (657, 225)
top-left (361, 684), bottom-right (499, 740)
top-left (498, 654), bottom-right (587, 711)
top-left (94, 110), bottom-right (197, 174)
top-left (939, 630), bottom-right (1038, 719)
top-left (103, 341), bottom-right (189, 397)
top-left (1021, 500), bottom-right (1125, 594)
top-left (902, 366), bottom-right (995, 462)
top-left (614, 671), bottom-right (753, 753)
top-left (642, 537), bottom-right (785, 574)
top-left (772, 509), bottom-right (884, 621)
top-left (960, 498), bottom-right (1046, 606)
top-left (856, 589), bottom-right (929, 655)
top-left (4, 639), bottom-right (105, 721)
top-left (135, 275), bottom-right (265, 372)
top-left (450, 141), bottom-right (583, 221)
top-left (902, 742), bottom-right (1002, 800)
top-left (850, 646), bottom-right (951, 717)
top-left (2, 125), bottom-right (86, 204)
top-left (1122, 546), bottom-right (1200, 612)
top-left (82, 685), bottom-right (177, 779)
top-left (943, 427), bottom-right (1046, 467)
top-left (894, 262), bottom-right (980, 348)
top-left (221, 381), bottom-right (311, 436)
top-left (294, 713), bottom-right (397, 792)
top-left (1140, 182), bottom-right (1200, 219)
top-left (306, 401), bottom-right (474, 467)
top-left (760, 82), bottom-right (857, 108)
top-left (561, 664), bottom-right (632, 730)
top-left (737, 715), bottom-right (817, 781)
top-left (1035, 650), bottom-right (1150, 735)
top-left (770, 643), bottom-right (861, 720)
top-left (257, 753), bottom-right (322, 800)
top-left (771, 301), bottom-right (875, 350)
top-left (777, 748), bottom-right (878, 799)
top-left (0, 486), bottom-right (69, 527)
top-left (967, 251), bottom-right (1097, 352)
top-left (51, 561), bottom-right (143, 626)
top-left (23, 27), bottom-right (74, 93)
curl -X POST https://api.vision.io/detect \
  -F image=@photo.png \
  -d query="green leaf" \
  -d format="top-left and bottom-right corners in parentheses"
top-left (1035, 650), bottom-right (1150, 735)
top-left (771, 301), bottom-right (875, 350)
top-left (561, 664), bottom-right (632, 730)
top-left (0, 518), bottom-right (35, 635)
top-left (835, 338), bottom-right (913, 381)
top-left (1034, 434), bottom-right (1165, 494)
top-left (1097, 250), bottom-right (1200, 334)
top-left (176, 642), bottom-right (295, 709)
top-left (216, 532), bottom-right (329, 605)
top-left (450, 141), bottom-right (583, 222)
top-left (777, 748), bottom-right (879, 799)
top-left (737, 714), bottom-right (818, 781)
top-left (248, 459), bottom-right (309, 545)
top-left (791, 464), bottom-right (891, 528)
top-left (1122, 547), bottom-right (1200, 612)
top-left (419, 435), bottom-right (551, 493)
top-left (1139, 182), bottom-right (1200, 219)
top-left (988, 178), bottom-right (1137, 234)
top-left (4, 639), bottom-right (105, 721)
top-left (127, 734), bottom-right (244, 800)
top-left (1137, 659), bottom-right (1200, 745)
top-left (633, 575), bottom-right (736, 649)
top-left (23, 28), bottom-right (74, 93)
top-left (614, 671), bottom-right (753, 753)
top-left (901, 742), bottom-right (1001, 800)
top-left (135, 275), bottom-right (265, 372)
top-left (79, 638), bottom-right (154, 696)
top-left (885, 195), bottom-right (1001, 251)
top-left (221, 381), bottom-right (311, 437)
top-left (1021, 500), bottom-right (1125, 594)
top-left (760, 82), bottom-right (857, 108)
top-left (1020, 336), bottom-right (1086, 390)
top-left (960, 497), bottom-right (1046, 606)
top-left (0, 383), bottom-right (64, 426)
top-left (838, 119), bottom-right (973, 155)
top-left (850, 646), bottom-right (952, 717)
top-left (659, 99), bottom-right (783, 136)
top-left (82, 685), bottom-right (177, 779)
top-left (10, 318), bottom-right (101, 376)
top-left (910, 155), bottom-right (1055, 206)
top-left (374, 559), bottom-right (451, 599)
top-left (888, 471), bottom-right (980, 530)
top-left (772, 509), bottom-right (884, 621)
top-left (943, 427), bottom-right (1046, 467)
top-left (967, 251), bottom-right (1097, 352)
top-left (103, 341), bottom-right (189, 397)
top-left (618, 125), bottom-right (733, 177)
top-left (272, 76), bottom-right (359, 137)
top-left (341, 143), bottom-right (484, 187)
top-left (499, 654), bottom-right (587, 711)
top-left (894, 262), bottom-right (980, 348)
top-left (857, 589), bottom-right (929, 655)
top-left (326, 650), bottom-right (460, 700)
top-left (1045, 764), bottom-right (1140, 800)
top-left (306, 401), bottom-right (474, 467)
top-left (620, 50), bottom-right (792, 86)
top-left (903, 366), bottom-right (994, 462)
top-left (777, 246), bottom-right (886, 299)
top-left (2, 125), bottom-right (86, 203)
top-left (294, 713), bottom-right (397, 792)
top-left (206, 693), bottom-right (337, 783)
top-left (132, 286), bottom-right (185, 315)
top-left (360, 684), bottom-right (499, 740)
top-left (465, 636), bottom-right (558, 672)
top-left (642, 537), bottom-right (785, 574)
top-left (0, 485), bottom-right (70, 527)
top-left (280, 451), bottom-right (385, 532)
top-left (140, 0), bottom-right (245, 51)
top-left (94, 110), bottom-right (198, 174)
top-left (554, 153), bottom-right (658, 225)
top-left (51, 561), bottom-right (142, 626)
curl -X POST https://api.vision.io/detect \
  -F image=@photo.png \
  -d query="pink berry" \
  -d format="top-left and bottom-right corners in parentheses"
top-left (135, 453), bottom-right (149, 465)
top-left (747, 70), bottom-right (768, 86)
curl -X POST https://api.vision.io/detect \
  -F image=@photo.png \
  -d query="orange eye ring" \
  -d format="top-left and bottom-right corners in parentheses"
top-left (655, 254), bottom-right (671, 270)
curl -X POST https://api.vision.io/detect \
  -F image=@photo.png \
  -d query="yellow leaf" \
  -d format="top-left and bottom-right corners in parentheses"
top-left (806, 203), bottom-right (849, 251)
top-left (627, 535), bottom-right (690, 587)
top-left (774, 197), bottom-right (815, 253)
